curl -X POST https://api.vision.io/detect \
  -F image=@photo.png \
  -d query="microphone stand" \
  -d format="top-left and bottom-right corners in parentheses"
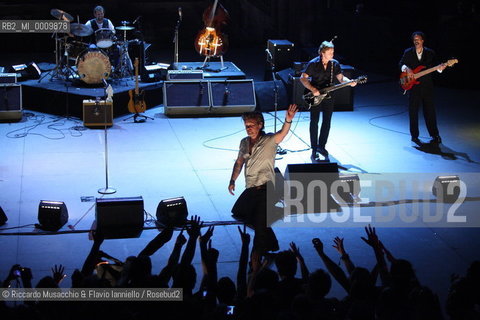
top-left (173, 9), bottom-right (182, 69)
top-left (98, 82), bottom-right (116, 195)
top-left (266, 49), bottom-right (286, 156)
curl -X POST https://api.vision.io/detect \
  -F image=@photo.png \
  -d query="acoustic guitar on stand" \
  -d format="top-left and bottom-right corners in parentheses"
top-left (399, 59), bottom-right (458, 91)
top-left (128, 58), bottom-right (146, 114)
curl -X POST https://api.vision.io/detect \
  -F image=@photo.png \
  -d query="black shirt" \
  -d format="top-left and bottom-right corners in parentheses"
top-left (304, 56), bottom-right (342, 89)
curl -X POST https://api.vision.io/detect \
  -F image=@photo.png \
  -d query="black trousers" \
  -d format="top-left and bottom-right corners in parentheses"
top-left (231, 184), bottom-right (278, 253)
top-left (309, 98), bottom-right (334, 153)
top-left (408, 86), bottom-right (439, 139)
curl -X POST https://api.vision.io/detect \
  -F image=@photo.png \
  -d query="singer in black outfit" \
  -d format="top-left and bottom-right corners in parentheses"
top-left (300, 41), bottom-right (356, 161)
top-left (399, 31), bottom-right (446, 145)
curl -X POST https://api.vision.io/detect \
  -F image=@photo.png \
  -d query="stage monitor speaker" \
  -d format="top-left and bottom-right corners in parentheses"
top-left (0, 206), bottom-right (7, 226)
top-left (82, 100), bottom-right (113, 127)
top-left (156, 197), bottom-right (188, 228)
top-left (284, 163), bottom-right (340, 213)
top-left (210, 79), bottom-right (256, 114)
top-left (9, 62), bottom-right (41, 80)
top-left (0, 84), bottom-right (22, 122)
top-left (164, 80), bottom-right (210, 115)
top-left (96, 196), bottom-right (144, 239)
top-left (37, 200), bottom-right (69, 231)
top-left (254, 80), bottom-right (289, 112)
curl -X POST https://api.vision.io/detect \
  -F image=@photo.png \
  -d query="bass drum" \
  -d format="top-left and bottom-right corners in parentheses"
top-left (76, 50), bottom-right (111, 84)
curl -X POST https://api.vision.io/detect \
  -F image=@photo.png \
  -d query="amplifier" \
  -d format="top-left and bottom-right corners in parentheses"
top-left (210, 79), bottom-right (256, 114)
top-left (267, 40), bottom-right (295, 70)
top-left (0, 73), bottom-right (17, 84)
top-left (163, 80), bottom-right (210, 115)
top-left (82, 99), bottom-right (113, 127)
top-left (0, 84), bottom-right (22, 121)
top-left (167, 70), bottom-right (204, 80)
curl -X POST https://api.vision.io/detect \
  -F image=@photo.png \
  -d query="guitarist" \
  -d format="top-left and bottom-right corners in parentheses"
top-left (300, 40), bottom-right (356, 161)
top-left (399, 31), bottom-right (446, 145)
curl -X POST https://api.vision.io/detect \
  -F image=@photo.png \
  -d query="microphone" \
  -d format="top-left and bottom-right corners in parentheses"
top-left (178, 7), bottom-right (182, 20)
top-left (102, 78), bottom-right (108, 88)
top-left (133, 16), bottom-right (141, 24)
top-left (265, 48), bottom-right (273, 60)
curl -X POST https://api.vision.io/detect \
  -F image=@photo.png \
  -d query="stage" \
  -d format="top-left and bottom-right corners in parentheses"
top-left (17, 60), bottom-right (248, 119)
top-left (1, 65), bottom-right (480, 309)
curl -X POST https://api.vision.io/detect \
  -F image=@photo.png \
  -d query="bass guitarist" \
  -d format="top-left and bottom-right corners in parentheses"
top-left (399, 31), bottom-right (446, 145)
top-left (300, 40), bottom-right (356, 161)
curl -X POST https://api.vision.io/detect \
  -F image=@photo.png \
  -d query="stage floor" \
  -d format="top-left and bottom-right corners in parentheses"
top-left (1, 70), bottom-right (480, 310)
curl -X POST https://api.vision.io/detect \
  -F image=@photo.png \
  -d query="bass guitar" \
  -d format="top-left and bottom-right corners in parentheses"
top-left (128, 58), bottom-right (146, 114)
top-left (303, 75), bottom-right (367, 108)
top-left (399, 59), bottom-right (458, 91)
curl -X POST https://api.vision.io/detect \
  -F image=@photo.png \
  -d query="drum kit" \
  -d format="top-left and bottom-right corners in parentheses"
top-left (47, 8), bottom-right (138, 85)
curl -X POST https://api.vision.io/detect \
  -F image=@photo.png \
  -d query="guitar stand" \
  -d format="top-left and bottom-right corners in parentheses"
top-left (123, 113), bottom-right (154, 123)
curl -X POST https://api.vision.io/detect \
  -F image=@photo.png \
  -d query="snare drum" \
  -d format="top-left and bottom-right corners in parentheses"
top-left (76, 50), bottom-right (111, 84)
top-left (95, 28), bottom-right (115, 49)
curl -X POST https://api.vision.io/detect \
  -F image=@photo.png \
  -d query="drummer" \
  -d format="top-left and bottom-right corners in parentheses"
top-left (85, 5), bottom-right (115, 37)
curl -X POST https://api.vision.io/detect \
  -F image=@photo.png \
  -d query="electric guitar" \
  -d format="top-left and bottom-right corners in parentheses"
top-left (303, 75), bottom-right (367, 108)
top-left (399, 59), bottom-right (458, 91)
top-left (128, 58), bottom-right (147, 113)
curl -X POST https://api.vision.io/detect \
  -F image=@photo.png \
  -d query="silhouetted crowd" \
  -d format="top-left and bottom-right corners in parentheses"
top-left (1, 217), bottom-right (479, 320)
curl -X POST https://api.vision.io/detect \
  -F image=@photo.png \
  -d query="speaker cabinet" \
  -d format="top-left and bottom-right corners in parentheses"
top-left (82, 100), bottom-right (113, 127)
top-left (331, 65), bottom-right (354, 111)
top-left (163, 80), bottom-right (210, 115)
top-left (254, 80), bottom-right (289, 112)
top-left (0, 84), bottom-right (22, 121)
top-left (38, 200), bottom-right (68, 231)
top-left (284, 163), bottom-right (340, 213)
top-left (96, 196), bottom-right (144, 239)
top-left (210, 79), bottom-right (256, 114)
top-left (267, 40), bottom-right (294, 71)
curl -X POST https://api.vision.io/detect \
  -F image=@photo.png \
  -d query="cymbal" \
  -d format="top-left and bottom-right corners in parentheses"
top-left (50, 8), bottom-right (73, 22)
top-left (116, 26), bottom-right (135, 31)
top-left (70, 23), bottom-right (93, 37)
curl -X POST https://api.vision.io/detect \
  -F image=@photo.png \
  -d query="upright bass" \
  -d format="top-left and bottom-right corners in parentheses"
top-left (194, 0), bottom-right (229, 57)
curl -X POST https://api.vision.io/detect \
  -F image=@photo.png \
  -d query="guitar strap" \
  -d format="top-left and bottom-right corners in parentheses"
top-left (329, 61), bottom-right (334, 86)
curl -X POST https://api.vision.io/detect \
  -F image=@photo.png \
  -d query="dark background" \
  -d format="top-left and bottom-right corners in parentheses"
top-left (1, 0), bottom-right (478, 88)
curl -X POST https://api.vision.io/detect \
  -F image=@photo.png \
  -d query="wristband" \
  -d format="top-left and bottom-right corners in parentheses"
top-left (285, 119), bottom-right (292, 123)
top-left (230, 180), bottom-right (235, 185)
